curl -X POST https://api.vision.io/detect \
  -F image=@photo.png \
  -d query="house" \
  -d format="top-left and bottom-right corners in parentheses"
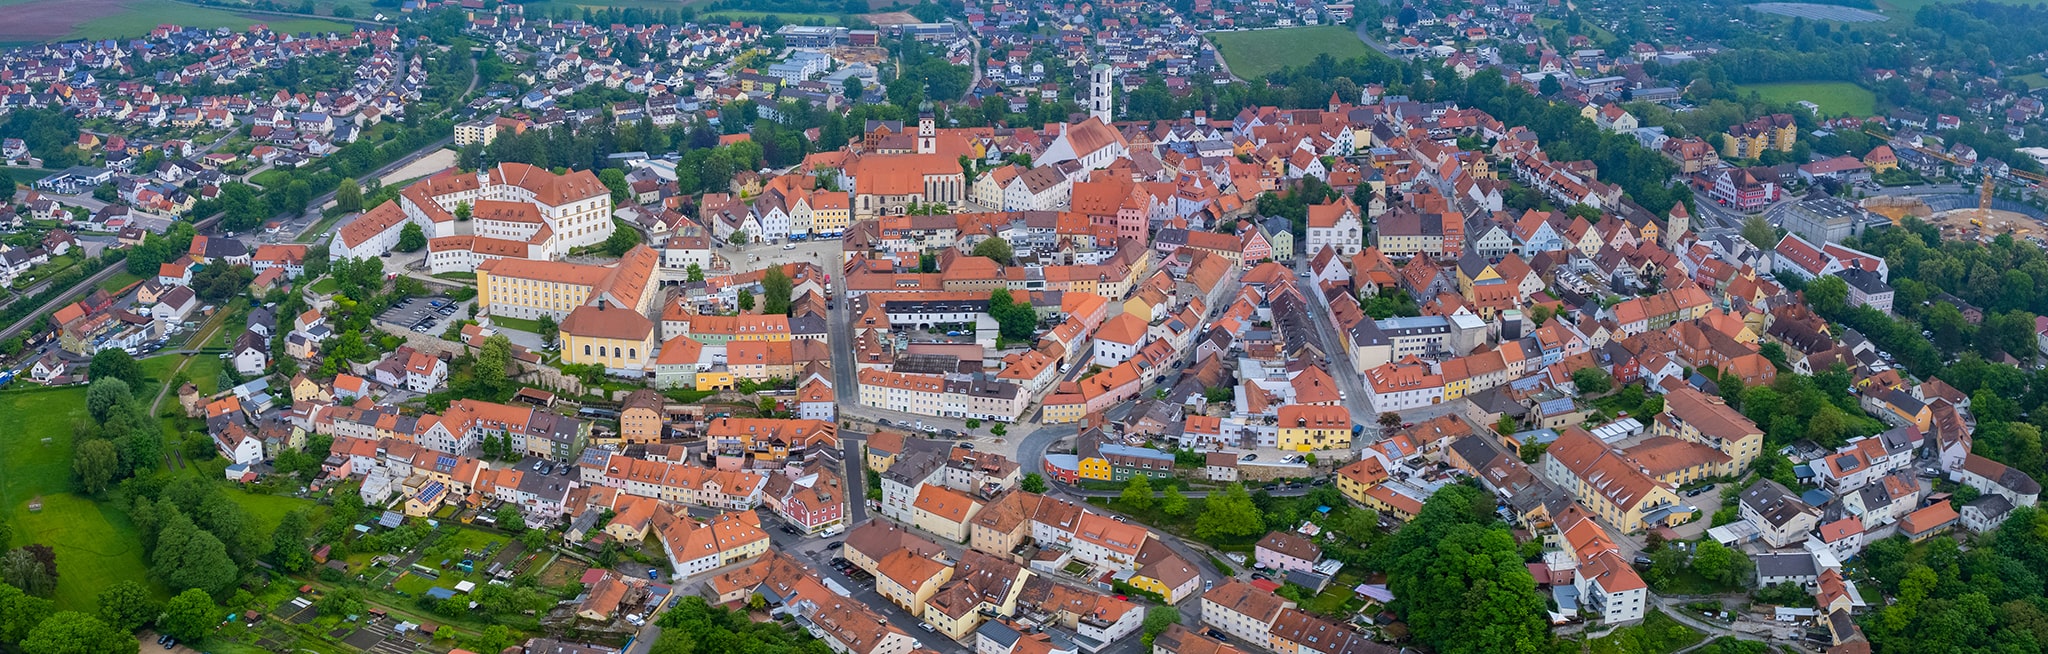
top-left (152, 286), bottom-right (198, 325)
top-left (232, 330), bottom-right (269, 376)
top-left (1899, 502), bottom-right (1959, 542)
top-left (1960, 495), bottom-right (2015, 533)
top-left (1253, 532), bottom-right (1321, 574)
top-left (1738, 480), bottom-right (1820, 548)
top-left (1200, 580), bottom-right (1294, 651)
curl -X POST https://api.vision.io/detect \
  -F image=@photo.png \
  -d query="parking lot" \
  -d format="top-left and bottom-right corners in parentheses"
top-left (377, 296), bottom-right (462, 334)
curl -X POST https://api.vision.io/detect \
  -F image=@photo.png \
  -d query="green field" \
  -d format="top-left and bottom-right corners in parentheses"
top-left (1735, 81), bottom-right (1877, 117)
top-left (1207, 26), bottom-right (1378, 80)
top-left (98, 271), bottom-right (144, 294)
top-left (68, 0), bottom-right (352, 41)
top-left (700, 10), bottom-right (842, 24)
top-left (488, 315), bottom-right (547, 335)
top-left (0, 386), bottom-right (165, 610)
top-left (2012, 73), bottom-right (2048, 91)
top-left (1586, 610), bottom-right (1706, 654)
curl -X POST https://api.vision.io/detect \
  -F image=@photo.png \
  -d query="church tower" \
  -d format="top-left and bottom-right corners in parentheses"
top-left (917, 102), bottom-right (936, 155)
top-left (1089, 63), bottom-right (1113, 123)
top-left (1664, 202), bottom-right (1690, 249)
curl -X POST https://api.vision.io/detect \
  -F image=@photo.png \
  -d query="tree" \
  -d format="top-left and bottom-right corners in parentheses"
top-left (95, 581), bottom-right (156, 632)
top-left (972, 236), bottom-right (1015, 265)
top-left (729, 230), bottom-right (750, 246)
top-left (1142, 606), bottom-right (1180, 647)
top-left (396, 222), bottom-right (426, 252)
top-left (150, 508), bottom-right (237, 597)
top-left (1021, 473), bottom-right (1047, 493)
top-left (475, 335), bottom-right (512, 397)
top-left (737, 288), bottom-right (755, 312)
top-left (494, 504), bottom-right (526, 532)
top-left (1121, 475), bottom-right (1155, 512)
top-left (1690, 539), bottom-right (1747, 587)
top-left (762, 266), bottom-right (793, 315)
top-left (85, 378), bottom-right (134, 423)
top-left (989, 288), bottom-right (1037, 342)
top-left (1571, 367), bottom-right (1613, 395)
top-left (0, 582), bottom-right (54, 645)
top-left (158, 589), bottom-right (217, 642)
top-left (1160, 486), bottom-right (1189, 517)
top-left (335, 178), bottom-right (363, 213)
top-left (686, 263), bottom-right (704, 282)
top-left (599, 168), bottom-right (631, 205)
top-left (20, 611), bottom-right (136, 654)
top-left (270, 510), bottom-right (312, 573)
top-left (0, 549), bottom-right (55, 598)
top-left (600, 220), bottom-right (642, 256)
top-left (72, 440), bottom-right (119, 495)
top-left (1538, 75), bottom-right (1562, 96)
top-left (1378, 412), bottom-right (1402, 428)
top-left (1740, 214), bottom-right (1778, 251)
top-left (88, 350), bottom-right (143, 388)
top-left (536, 314), bottom-right (559, 350)
top-left (1380, 485), bottom-right (1550, 654)
top-left (0, 169), bottom-right (13, 202)
top-left (454, 201), bottom-right (472, 222)
top-left (1195, 484), bottom-right (1264, 542)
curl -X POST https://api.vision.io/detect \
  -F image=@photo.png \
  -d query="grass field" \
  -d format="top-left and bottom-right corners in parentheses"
top-left (1586, 610), bottom-right (1706, 654)
top-left (1207, 26), bottom-right (1378, 80)
top-left (98, 271), bottom-right (144, 293)
top-left (2011, 73), bottom-right (2048, 90)
top-left (699, 10), bottom-right (842, 24)
top-left (0, 385), bottom-right (165, 610)
top-left (223, 489), bottom-right (319, 533)
top-left (63, 0), bottom-right (352, 41)
top-left (488, 315), bottom-right (547, 335)
top-left (1735, 81), bottom-right (1877, 116)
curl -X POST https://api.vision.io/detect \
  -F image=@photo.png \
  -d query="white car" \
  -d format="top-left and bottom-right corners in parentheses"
top-left (782, 243), bottom-right (797, 250)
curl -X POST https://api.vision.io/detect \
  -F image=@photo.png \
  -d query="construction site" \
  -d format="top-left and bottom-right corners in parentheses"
top-left (1862, 179), bottom-right (2046, 239)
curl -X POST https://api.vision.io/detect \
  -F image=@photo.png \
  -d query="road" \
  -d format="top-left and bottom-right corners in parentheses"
top-left (0, 264), bottom-right (118, 343)
top-left (1290, 258), bottom-right (1380, 445)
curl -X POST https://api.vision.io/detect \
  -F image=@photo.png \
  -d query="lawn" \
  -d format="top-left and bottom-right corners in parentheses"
top-left (223, 489), bottom-right (319, 533)
top-left (308, 276), bottom-right (338, 295)
top-left (97, 271), bottom-right (143, 293)
top-left (488, 314), bottom-right (548, 335)
top-left (0, 385), bottom-right (165, 610)
top-left (296, 212), bottom-right (346, 244)
top-left (1586, 610), bottom-right (1706, 654)
top-left (1735, 81), bottom-right (1877, 117)
top-left (68, 0), bottom-right (352, 41)
top-left (699, 10), bottom-right (843, 24)
top-left (1207, 26), bottom-right (1378, 80)
top-left (2011, 73), bottom-right (2048, 90)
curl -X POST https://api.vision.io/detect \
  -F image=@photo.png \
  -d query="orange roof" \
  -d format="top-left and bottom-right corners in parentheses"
top-left (1096, 312), bottom-right (1147, 345)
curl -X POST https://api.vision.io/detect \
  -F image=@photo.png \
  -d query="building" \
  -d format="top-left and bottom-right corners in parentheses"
top-left (1541, 428), bottom-right (1687, 532)
top-left (1738, 479), bottom-right (1821, 548)
top-left (1200, 580), bottom-right (1294, 651)
top-left (1276, 405), bottom-right (1353, 452)
top-left (1253, 532), bottom-right (1321, 574)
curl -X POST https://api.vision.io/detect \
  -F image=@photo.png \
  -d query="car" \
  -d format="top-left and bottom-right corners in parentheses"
top-left (1240, 453), bottom-right (1257, 461)
top-left (958, 443), bottom-right (974, 450)
top-left (1297, 271), bottom-right (1309, 278)
top-left (1251, 572), bottom-right (1269, 581)
top-left (919, 622), bottom-right (936, 632)
top-left (1114, 595), bottom-right (1129, 601)
top-left (945, 330), bottom-right (962, 336)
top-left (163, 639), bottom-right (176, 650)
top-left (1207, 629), bottom-right (1229, 641)
top-left (1204, 580), bottom-right (1215, 590)
top-left (828, 541), bottom-right (843, 549)
top-left (922, 426), bottom-right (938, 434)
top-left (781, 526), bottom-right (801, 535)
top-left (531, 461), bottom-right (546, 471)
top-left (831, 557), bottom-right (850, 567)
top-left (878, 418), bottom-right (893, 426)
top-left (783, 243), bottom-right (797, 250)
top-left (939, 429), bottom-right (958, 438)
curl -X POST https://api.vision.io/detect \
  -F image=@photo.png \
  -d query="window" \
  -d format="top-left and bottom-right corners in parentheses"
top-left (584, 345), bottom-right (591, 356)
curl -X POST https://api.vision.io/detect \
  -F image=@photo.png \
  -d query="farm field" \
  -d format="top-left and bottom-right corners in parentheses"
top-left (1207, 26), bottom-right (1377, 80)
top-left (1734, 81), bottom-right (1877, 117)
top-left (0, 386), bottom-right (164, 610)
top-left (700, 10), bottom-right (843, 24)
top-left (0, 0), bottom-right (352, 44)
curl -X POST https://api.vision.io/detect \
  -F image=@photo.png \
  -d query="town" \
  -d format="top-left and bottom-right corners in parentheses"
top-left (3, 0), bottom-right (2048, 654)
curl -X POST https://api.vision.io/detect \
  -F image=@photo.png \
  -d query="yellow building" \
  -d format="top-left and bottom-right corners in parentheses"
top-left (1077, 455), bottom-right (1114, 481)
top-left (1276, 405), bottom-right (1353, 451)
top-left (911, 485), bottom-right (984, 542)
top-left (812, 193), bottom-right (851, 235)
top-left (875, 549), bottom-right (953, 613)
top-left (1334, 457), bottom-right (1389, 506)
top-left (695, 371), bottom-right (736, 391)
top-left (559, 303), bottom-right (656, 372)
